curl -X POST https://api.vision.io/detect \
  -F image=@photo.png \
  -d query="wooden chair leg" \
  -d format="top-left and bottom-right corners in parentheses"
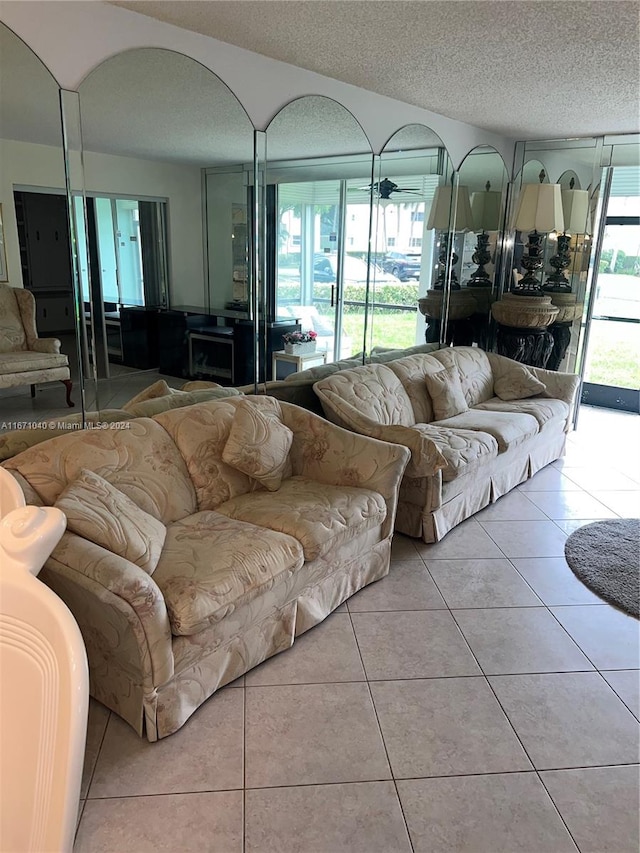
top-left (30, 385), bottom-right (36, 398)
top-left (61, 379), bottom-right (74, 407)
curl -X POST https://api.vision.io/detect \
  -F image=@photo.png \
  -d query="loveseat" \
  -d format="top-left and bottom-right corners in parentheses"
top-left (314, 346), bottom-right (579, 543)
top-left (4, 396), bottom-right (409, 740)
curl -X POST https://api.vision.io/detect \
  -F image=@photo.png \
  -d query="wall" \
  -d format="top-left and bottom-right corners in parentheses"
top-left (0, 139), bottom-right (203, 306)
top-left (0, 2), bottom-right (513, 169)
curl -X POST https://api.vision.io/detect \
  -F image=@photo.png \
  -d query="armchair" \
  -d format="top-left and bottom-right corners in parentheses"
top-left (0, 284), bottom-right (73, 406)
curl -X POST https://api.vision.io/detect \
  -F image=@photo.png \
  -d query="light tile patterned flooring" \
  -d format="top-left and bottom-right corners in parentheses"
top-left (68, 404), bottom-right (640, 852)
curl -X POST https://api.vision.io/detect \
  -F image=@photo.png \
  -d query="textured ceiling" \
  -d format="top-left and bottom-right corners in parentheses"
top-left (111, 0), bottom-right (640, 140)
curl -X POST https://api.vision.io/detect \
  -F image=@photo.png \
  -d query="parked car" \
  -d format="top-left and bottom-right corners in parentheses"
top-left (313, 253), bottom-right (400, 285)
top-left (381, 251), bottom-right (422, 281)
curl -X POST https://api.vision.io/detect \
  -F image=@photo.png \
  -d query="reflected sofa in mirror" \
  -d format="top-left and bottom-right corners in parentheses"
top-left (0, 23), bottom-right (84, 437)
top-left (264, 95), bottom-right (375, 376)
top-left (75, 47), bottom-right (258, 415)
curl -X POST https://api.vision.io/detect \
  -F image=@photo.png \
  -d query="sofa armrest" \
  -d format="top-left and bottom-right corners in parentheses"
top-left (280, 402), bottom-right (411, 537)
top-left (45, 531), bottom-right (174, 689)
top-left (31, 337), bottom-right (62, 354)
top-left (312, 388), bottom-right (446, 478)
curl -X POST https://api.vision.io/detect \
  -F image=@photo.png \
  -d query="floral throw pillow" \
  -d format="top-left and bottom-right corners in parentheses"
top-left (222, 402), bottom-right (294, 491)
top-left (55, 469), bottom-right (166, 574)
top-left (494, 364), bottom-right (547, 401)
top-left (424, 366), bottom-right (469, 420)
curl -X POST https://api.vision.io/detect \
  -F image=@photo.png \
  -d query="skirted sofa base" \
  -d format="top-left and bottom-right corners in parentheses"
top-left (4, 396), bottom-right (408, 740)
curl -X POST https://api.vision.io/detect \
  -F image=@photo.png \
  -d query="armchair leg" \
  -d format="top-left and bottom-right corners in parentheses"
top-left (61, 379), bottom-right (74, 407)
top-left (30, 385), bottom-right (36, 398)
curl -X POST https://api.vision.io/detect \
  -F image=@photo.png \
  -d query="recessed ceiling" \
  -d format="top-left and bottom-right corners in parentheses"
top-left (111, 0), bottom-right (640, 140)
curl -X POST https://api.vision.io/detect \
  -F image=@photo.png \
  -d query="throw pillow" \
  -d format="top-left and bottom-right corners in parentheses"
top-left (55, 469), bottom-right (166, 575)
top-left (494, 364), bottom-right (547, 401)
top-left (424, 366), bottom-right (469, 420)
top-left (123, 379), bottom-right (178, 411)
top-left (222, 401), bottom-right (293, 491)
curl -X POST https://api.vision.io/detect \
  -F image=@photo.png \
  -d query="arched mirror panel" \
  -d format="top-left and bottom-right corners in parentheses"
top-left (374, 125), bottom-right (454, 350)
top-left (497, 142), bottom-right (602, 376)
top-left (0, 22), bottom-right (84, 450)
top-left (265, 96), bottom-right (374, 380)
top-left (453, 145), bottom-right (509, 351)
top-left (75, 48), bottom-right (255, 414)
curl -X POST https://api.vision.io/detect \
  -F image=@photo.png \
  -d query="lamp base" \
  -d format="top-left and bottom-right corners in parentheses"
top-left (496, 325), bottom-right (554, 368)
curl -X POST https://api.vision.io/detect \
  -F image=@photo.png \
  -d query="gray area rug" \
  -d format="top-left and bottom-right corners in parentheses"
top-left (565, 519), bottom-right (640, 618)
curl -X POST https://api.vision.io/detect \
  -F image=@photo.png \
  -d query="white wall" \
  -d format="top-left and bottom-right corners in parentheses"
top-left (0, 139), bottom-right (204, 306)
top-left (0, 2), bottom-right (514, 169)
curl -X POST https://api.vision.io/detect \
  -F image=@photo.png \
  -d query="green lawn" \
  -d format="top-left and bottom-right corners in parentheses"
top-left (584, 320), bottom-right (640, 389)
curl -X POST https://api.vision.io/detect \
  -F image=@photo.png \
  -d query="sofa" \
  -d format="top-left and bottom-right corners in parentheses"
top-left (3, 395), bottom-right (409, 740)
top-left (314, 346), bottom-right (580, 543)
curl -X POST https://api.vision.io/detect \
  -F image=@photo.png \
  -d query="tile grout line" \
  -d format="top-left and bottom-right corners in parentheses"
top-left (345, 584), bottom-right (416, 853)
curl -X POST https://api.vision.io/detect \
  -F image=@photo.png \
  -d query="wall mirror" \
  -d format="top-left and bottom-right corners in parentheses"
top-left (373, 126), bottom-right (454, 348)
top-left (0, 22), bottom-right (84, 439)
top-left (75, 47), bottom-right (256, 413)
top-left (265, 95), bottom-right (374, 378)
top-left (454, 145), bottom-right (509, 350)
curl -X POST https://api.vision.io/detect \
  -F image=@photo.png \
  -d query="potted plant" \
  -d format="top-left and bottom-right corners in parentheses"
top-left (282, 329), bottom-right (318, 354)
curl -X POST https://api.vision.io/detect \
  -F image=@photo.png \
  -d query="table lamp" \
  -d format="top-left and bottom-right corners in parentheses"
top-left (512, 170), bottom-right (564, 295)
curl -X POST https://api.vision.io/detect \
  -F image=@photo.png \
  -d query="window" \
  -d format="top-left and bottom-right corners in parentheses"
top-left (409, 237), bottom-right (422, 248)
top-left (387, 237), bottom-right (396, 247)
top-left (411, 211), bottom-right (424, 222)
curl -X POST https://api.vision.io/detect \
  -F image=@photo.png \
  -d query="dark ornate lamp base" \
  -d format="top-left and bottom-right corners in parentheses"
top-left (495, 324), bottom-right (554, 368)
top-left (547, 321), bottom-right (573, 371)
top-left (425, 317), bottom-right (475, 347)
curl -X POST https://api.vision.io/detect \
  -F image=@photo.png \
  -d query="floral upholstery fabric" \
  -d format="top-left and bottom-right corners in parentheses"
top-left (152, 511), bottom-right (304, 636)
top-left (55, 469), bottom-right (167, 575)
top-left (386, 354), bottom-right (443, 424)
top-left (123, 379), bottom-right (175, 409)
top-left (474, 397), bottom-right (569, 428)
top-left (5, 418), bottom-right (197, 524)
top-left (314, 364), bottom-right (415, 426)
top-left (0, 350), bottom-right (69, 374)
top-left (493, 362), bottom-right (547, 400)
top-left (126, 387), bottom-right (242, 418)
top-left (424, 365), bottom-right (469, 420)
top-left (216, 474), bottom-right (387, 562)
top-left (0, 284), bottom-right (28, 351)
top-left (430, 347), bottom-right (495, 408)
top-left (431, 409), bottom-right (539, 452)
top-left (412, 424), bottom-right (498, 482)
top-left (222, 400), bottom-right (293, 491)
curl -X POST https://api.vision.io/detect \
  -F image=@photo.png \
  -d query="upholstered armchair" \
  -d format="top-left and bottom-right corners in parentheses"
top-left (0, 284), bottom-right (73, 407)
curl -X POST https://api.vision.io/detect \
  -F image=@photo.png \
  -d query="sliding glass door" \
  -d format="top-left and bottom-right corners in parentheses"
top-left (582, 167), bottom-right (639, 411)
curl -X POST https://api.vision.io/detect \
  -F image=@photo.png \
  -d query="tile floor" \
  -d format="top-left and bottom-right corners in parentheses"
top-left (69, 404), bottom-right (640, 852)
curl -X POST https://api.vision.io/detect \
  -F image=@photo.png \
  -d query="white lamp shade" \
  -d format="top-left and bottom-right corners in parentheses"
top-left (561, 188), bottom-right (591, 234)
top-left (471, 190), bottom-right (502, 232)
top-left (427, 185), bottom-right (474, 231)
top-left (513, 182), bottom-right (564, 233)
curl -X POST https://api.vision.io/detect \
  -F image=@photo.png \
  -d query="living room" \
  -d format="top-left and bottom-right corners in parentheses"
top-left (0, 2), bottom-right (638, 851)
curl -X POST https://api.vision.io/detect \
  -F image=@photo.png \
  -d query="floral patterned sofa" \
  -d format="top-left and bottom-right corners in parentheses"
top-left (3, 396), bottom-right (409, 740)
top-left (314, 346), bottom-right (580, 544)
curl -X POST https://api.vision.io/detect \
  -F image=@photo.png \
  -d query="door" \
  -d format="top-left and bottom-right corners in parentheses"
top-left (582, 167), bottom-right (640, 412)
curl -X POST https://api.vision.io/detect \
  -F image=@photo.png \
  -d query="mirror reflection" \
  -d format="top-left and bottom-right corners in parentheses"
top-left (266, 96), bottom-right (374, 376)
top-left (75, 48), bottom-right (256, 410)
top-left (0, 22), bottom-right (83, 451)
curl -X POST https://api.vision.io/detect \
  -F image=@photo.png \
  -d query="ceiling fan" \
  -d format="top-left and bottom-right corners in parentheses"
top-left (355, 178), bottom-right (421, 200)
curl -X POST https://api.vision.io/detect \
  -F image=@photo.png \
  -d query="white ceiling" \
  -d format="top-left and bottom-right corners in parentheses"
top-left (111, 0), bottom-right (640, 140)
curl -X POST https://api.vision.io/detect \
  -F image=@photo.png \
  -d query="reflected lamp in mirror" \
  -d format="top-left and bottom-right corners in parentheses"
top-left (468, 181), bottom-right (502, 289)
top-left (544, 179), bottom-right (591, 292)
top-left (512, 170), bottom-right (564, 295)
top-left (426, 184), bottom-right (474, 290)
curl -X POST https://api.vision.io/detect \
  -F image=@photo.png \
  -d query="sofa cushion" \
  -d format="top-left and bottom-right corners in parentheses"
top-left (386, 353), bottom-right (445, 423)
top-left (314, 364), bottom-right (415, 426)
top-left (123, 379), bottom-right (176, 409)
top-left (424, 365), bottom-right (469, 420)
top-left (369, 343), bottom-right (439, 363)
top-left (474, 397), bottom-right (569, 428)
top-left (55, 469), bottom-right (166, 575)
top-left (153, 511), bottom-right (304, 636)
top-left (431, 410), bottom-right (539, 452)
top-left (431, 347), bottom-right (495, 407)
top-left (412, 424), bottom-right (499, 482)
top-left (0, 350), bottom-right (69, 374)
top-left (494, 363), bottom-right (547, 401)
top-left (5, 418), bottom-right (197, 524)
top-left (216, 475), bottom-right (387, 561)
top-left (222, 400), bottom-right (293, 491)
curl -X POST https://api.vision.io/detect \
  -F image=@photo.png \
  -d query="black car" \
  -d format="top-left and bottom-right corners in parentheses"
top-left (381, 252), bottom-right (422, 281)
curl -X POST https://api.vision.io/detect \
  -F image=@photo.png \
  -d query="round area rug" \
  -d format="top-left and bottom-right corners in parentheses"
top-left (565, 519), bottom-right (640, 618)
